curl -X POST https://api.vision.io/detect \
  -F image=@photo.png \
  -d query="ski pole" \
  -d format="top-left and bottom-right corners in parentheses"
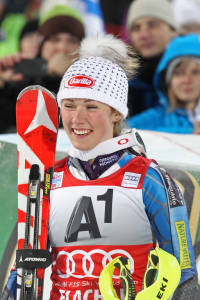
top-left (21, 164), bottom-right (41, 300)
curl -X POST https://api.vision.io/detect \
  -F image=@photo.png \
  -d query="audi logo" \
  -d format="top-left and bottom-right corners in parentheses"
top-left (53, 249), bottom-right (134, 279)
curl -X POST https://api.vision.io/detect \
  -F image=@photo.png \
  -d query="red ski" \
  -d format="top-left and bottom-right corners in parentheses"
top-left (15, 85), bottom-right (58, 299)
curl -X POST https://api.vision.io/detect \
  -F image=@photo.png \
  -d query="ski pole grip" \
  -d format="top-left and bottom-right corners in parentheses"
top-left (114, 257), bottom-right (136, 300)
top-left (16, 249), bottom-right (52, 269)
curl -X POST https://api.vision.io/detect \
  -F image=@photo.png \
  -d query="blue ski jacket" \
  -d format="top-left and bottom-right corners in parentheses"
top-left (127, 34), bottom-right (200, 134)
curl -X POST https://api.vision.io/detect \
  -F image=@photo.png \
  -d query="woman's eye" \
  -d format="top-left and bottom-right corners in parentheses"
top-left (192, 69), bottom-right (200, 75)
top-left (130, 25), bottom-right (140, 32)
top-left (87, 105), bottom-right (97, 109)
top-left (173, 69), bottom-right (183, 76)
top-left (64, 104), bottom-right (74, 109)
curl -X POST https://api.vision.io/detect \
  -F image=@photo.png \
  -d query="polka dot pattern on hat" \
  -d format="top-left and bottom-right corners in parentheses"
top-left (57, 56), bottom-right (128, 118)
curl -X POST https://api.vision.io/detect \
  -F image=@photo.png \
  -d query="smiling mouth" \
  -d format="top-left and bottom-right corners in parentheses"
top-left (183, 88), bottom-right (192, 93)
top-left (72, 129), bottom-right (92, 136)
top-left (141, 43), bottom-right (154, 49)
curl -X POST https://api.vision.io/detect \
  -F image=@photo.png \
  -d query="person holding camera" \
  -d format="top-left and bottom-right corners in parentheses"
top-left (0, 4), bottom-right (85, 133)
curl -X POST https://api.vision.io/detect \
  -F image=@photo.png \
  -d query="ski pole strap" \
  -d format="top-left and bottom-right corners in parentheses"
top-left (99, 248), bottom-right (181, 300)
top-left (136, 247), bottom-right (181, 300)
top-left (99, 256), bottom-right (136, 300)
top-left (16, 249), bottom-right (52, 269)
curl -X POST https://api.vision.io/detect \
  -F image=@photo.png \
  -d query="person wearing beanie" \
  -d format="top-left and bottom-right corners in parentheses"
top-left (39, 4), bottom-right (85, 41)
top-left (0, 4), bottom-right (86, 133)
top-left (46, 34), bottom-right (196, 299)
top-left (0, 4), bottom-right (85, 85)
top-left (39, 4), bottom-right (85, 61)
top-left (126, 0), bottom-right (178, 117)
top-left (2, 34), bottom-right (197, 299)
top-left (172, 0), bottom-right (200, 35)
top-left (127, 33), bottom-right (200, 135)
top-left (0, 4), bottom-right (85, 88)
top-left (19, 18), bottom-right (40, 59)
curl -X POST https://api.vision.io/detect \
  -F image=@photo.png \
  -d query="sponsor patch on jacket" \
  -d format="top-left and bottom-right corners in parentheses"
top-left (117, 138), bottom-right (129, 145)
top-left (99, 154), bottom-right (119, 167)
top-left (51, 171), bottom-right (64, 189)
top-left (65, 75), bottom-right (94, 88)
top-left (175, 221), bottom-right (191, 269)
top-left (121, 172), bottom-right (141, 188)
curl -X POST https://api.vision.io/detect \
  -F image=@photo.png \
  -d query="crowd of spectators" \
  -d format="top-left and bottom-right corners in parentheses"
top-left (126, 0), bottom-right (177, 116)
top-left (0, 1), bottom-right (85, 132)
top-left (127, 34), bottom-right (200, 134)
top-left (0, 0), bottom-right (200, 135)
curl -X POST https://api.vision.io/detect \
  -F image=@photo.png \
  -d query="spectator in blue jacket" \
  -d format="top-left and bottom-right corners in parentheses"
top-left (127, 34), bottom-right (200, 134)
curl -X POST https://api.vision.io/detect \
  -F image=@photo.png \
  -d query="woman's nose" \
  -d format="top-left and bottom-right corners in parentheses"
top-left (72, 107), bottom-right (86, 122)
top-left (182, 73), bottom-right (192, 83)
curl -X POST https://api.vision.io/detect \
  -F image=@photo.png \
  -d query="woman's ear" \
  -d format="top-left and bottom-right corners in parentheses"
top-left (113, 110), bottom-right (123, 123)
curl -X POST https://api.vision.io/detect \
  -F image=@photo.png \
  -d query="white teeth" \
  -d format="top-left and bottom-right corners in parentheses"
top-left (73, 129), bottom-right (90, 135)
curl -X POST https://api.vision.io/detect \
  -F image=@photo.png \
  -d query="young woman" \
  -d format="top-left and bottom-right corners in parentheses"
top-left (127, 34), bottom-right (200, 134)
top-left (49, 35), bottom-right (197, 299)
top-left (3, 35), bottom-right (197, 300)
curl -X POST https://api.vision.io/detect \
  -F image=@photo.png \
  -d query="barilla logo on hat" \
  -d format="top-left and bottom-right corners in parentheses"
top-left (65, 75), bottom-right (94, 88)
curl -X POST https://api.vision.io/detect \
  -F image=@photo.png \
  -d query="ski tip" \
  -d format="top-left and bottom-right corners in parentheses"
top-left (17, 85), bottom-right (56, 101)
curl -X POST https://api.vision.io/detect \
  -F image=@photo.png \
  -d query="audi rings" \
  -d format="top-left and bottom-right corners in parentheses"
top-left (52, 248), bottom-right (135, 279)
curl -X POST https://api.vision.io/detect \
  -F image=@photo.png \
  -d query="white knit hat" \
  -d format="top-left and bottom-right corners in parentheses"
top-left (57, 35), bottom-right (130, 118)
top-left (127, 0), bottom-right (178, 31)
top-left (173, 0), bottom-right (200, 27)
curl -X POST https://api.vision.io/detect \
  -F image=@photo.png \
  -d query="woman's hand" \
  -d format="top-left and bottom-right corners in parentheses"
top-left (0, 53), bottom-right (24, 87)
top-left (47, 53), bottom-right (72, 76)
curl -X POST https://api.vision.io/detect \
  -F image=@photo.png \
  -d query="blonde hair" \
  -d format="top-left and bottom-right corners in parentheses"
top-left (110, 107), bottom-right (127, 137)
top-left (113, 119), bottom-right (126, 137)
top-left (167, 86), bottom-right (179, 111)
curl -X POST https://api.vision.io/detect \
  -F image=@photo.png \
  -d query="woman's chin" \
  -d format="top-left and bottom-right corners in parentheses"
top-left (72, 142), bottom-right (95, 151)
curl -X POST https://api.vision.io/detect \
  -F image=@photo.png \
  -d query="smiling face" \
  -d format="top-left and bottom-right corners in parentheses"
top-left (61, 98), bottom-right (122, 150)
top-left (129, 17), bottom-right (176, 58)
top-left (169, 59), bottom-right (200, 110)
top-left (20, 32), bottom-right (41, 59)
top-left (41, 32), bottom-right (80, 60)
